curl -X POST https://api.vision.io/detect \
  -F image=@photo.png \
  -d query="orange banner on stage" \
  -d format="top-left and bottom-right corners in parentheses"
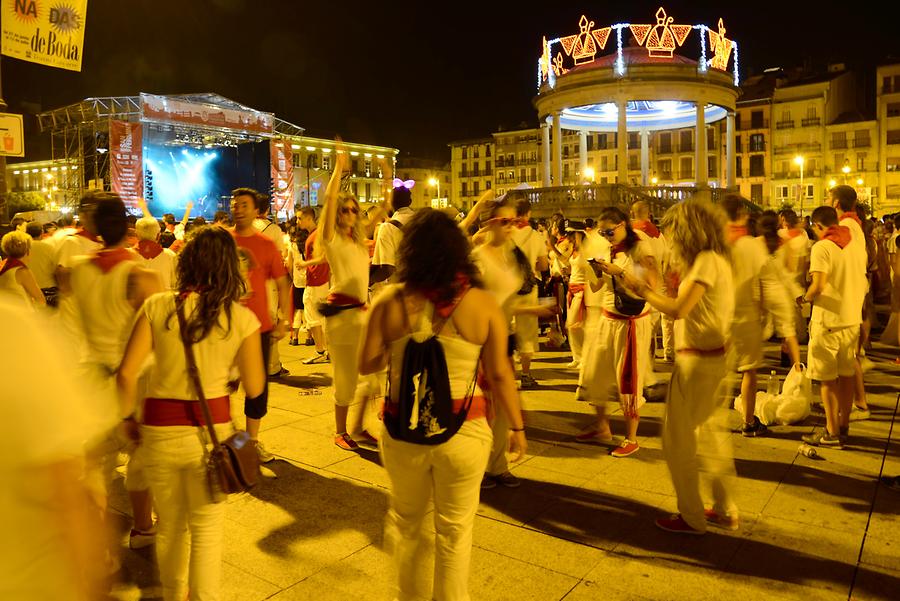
top-left (109, 121), bottom-right (143, 210)
top-left (1, 0), bottom-right (88, 72)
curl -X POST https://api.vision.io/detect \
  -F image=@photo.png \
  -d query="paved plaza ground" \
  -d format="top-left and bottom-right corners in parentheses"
top-left (109, 330), bottom-right (900, 601)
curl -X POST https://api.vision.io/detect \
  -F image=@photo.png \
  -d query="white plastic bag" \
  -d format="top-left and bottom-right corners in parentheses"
top-left (734, 392), bottom-right (778, 426)
top-left (774, 364), bottom-right (812, 425)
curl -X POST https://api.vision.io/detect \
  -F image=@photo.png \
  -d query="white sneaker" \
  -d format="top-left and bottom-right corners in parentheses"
top-left (566, 360), bottom-right (581, 369)
top-left (859, 356), bottom-right (875, 373)
top-left (849, 406), bottom-right (871, 422)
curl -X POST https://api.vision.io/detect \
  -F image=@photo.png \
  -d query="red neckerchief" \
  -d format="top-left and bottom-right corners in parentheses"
top-left (91, 248), bottom-right (134, 274)
top-left (632, 219), bottom-right (660, 238)
top-left (727, 224), bottom-right (749, 243)
top-left (822, 225), bottom-right (851, 249)
top-left (516, 219), bottom-right (530, 229)
top-left (786, 228), bottom-right (804, 239)
top-left (611, 242), bottom-right (628, 256)
top-left (839, 212), bottom-right (862, 226)
top-left (75, 228), bottom-right (100, 243)
top-left (0, 258), bottom-right (26, 276)
top-left (136, 239), bottom-right (164, 260)
top-left (556, 235), bottom-right (567, 245)
top-left (422, 273), bottom-right (472, 319)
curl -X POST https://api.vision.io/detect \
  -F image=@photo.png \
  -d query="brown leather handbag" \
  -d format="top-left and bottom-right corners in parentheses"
top-left (176, 300), bottom-right (259, 500)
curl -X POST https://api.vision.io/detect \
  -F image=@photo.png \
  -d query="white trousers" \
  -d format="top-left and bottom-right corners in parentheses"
top-left (381, 421), bottom-right (492, 601)
top-left (324, 308), bottom-right (365, 407)
top-left (141, 424), bottom-right (232, 601)
top-left (663, 353), bottom-right (737, 532)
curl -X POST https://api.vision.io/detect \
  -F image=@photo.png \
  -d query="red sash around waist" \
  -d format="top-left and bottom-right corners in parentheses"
top-left (567, 284), bottom-right (587, 324)
top-left (143, 396), bottom-right (231, 427)
top-left (602, 309), bottom-right (650, 418)
top-left (326, 292), bottom-right (367, 310)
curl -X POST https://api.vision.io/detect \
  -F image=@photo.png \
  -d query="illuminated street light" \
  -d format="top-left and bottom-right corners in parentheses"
top-left (828, 179), bottom-right (837, 188)
top-left (793, 155), bottom-right (805, 216)
top-left (583, 166), bottom-right (595, 183)
top-left (427, 177), bottom-right (441, 204)
top-left (856, 178), bottom-right (864, 186)
top-left (651, 176), bottom-right (659, 185)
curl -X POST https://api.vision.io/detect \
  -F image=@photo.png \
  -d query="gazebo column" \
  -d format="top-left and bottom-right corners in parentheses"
top-left (578, 130), bottom-right (588, 181)
top-left (541, 120), bottom-right (551, 187)
top-left (640, 130), bottom-right (650, 186)
top-left (616, 99), bottom-right (628, 184)
top-left (552, 111), bottom-right (562, 186)
top-left (726, 111), bottom-right (736, 188)
top-left (695, 101), bottom-right (708, 186)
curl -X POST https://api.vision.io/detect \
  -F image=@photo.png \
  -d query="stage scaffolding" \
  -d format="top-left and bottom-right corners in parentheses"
top-left (36, 94), bottom-right (305, 209)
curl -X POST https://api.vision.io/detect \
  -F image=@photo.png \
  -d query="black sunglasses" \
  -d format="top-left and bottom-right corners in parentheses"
top-left (340, 206), bottom-right (359, 215)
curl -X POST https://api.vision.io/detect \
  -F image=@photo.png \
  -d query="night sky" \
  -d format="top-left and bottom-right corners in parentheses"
top-left (4, 1), bottom-right (898, 161)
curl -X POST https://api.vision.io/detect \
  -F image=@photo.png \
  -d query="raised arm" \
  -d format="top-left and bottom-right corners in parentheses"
top-left (459, 189), bottom-right (494, 235)
top-left (321, 139), bottom-right (349, 243)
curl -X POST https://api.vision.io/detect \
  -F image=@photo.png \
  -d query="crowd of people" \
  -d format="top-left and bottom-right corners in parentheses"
top-left (2, 141), bottom-right (900, 599)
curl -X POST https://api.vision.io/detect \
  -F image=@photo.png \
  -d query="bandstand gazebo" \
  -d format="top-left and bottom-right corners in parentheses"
top-left (532, 7), bottom-right (741, 211)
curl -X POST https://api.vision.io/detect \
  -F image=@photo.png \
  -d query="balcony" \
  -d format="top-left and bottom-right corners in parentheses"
top-left (774, 143), bottom-right (821, 155)
top-left (496, 159), bottom-right (505, 168)
top-left (748, 169), bottom-right (766, 178)
top-left (679, 144), bottom-right (694, 153)
top-left (658, 146), bottom-right (673, 154)
top-left (749, 143), bottom-right (766, 153)
top-left (831, 139), bottom-right (848, 149)
top-left (853, 138), bottom-right (871, 148)
top-left (776, 120), bottom-right (795, 130)
top-left (739, 120), bottom-right (769, 130)
top-left (801, 117), bottom-right (822, 127)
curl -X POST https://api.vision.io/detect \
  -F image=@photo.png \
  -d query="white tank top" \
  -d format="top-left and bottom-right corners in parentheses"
top-left (0, 266), bottom-right (30, 306)
top-left (70, 256), bottom-right (137, 369)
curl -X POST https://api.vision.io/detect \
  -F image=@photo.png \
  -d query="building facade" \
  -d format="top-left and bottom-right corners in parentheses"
top-left (395, 157), bottom-right (451, 208)
top-left (449, 137), bottom-right (494, 210)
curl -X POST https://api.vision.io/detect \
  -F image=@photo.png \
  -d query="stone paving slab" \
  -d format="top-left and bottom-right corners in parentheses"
top-left (108, 336), bottom-right (900, 600)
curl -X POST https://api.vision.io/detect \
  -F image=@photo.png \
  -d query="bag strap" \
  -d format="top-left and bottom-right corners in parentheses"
top-left (175, 296), bottom-right (222, 448)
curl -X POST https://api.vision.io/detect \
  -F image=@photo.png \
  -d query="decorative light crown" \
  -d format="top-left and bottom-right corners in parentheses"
top-left (538, 6), bottom-right (739, 90)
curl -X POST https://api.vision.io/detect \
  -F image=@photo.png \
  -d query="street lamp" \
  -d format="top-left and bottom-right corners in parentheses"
top-left (651, 175), bottom-right (659, 185)
top-left (427, 177), bottom-right (440, 206)
top-left (856, 177), bottom-right (864, 186)
top-left (841, 160), bottom-right (851, 184)
top-left (583, 166), bottom-right (595, 183)
top-left (828, 179), bottom-right (837, 189)
top-left (793, 155), bottom-right (805, 216)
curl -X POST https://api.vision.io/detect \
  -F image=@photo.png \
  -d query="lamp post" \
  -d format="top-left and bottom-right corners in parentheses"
top-left (428, 176), bottom-right (440, 207)
top-left (794, 155), bottom-right (805, 216)
top-left (841, 160), bottom-right (851, 184)
top-left (583, 166), bottom-right (595, 184)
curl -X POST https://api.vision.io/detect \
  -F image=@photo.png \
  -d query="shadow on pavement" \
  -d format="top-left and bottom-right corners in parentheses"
top-left (479, 478), bottom-right (899, 598)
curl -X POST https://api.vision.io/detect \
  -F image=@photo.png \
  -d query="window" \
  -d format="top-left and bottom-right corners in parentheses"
top-left (659, 132), bottom-right (672, 153)
top-left (351, 159), bottom-right (359, 174)
top-left (351, 182), bottom-right (359, 197)
top-left (563, 146), bottom-right (569, 158)
top-left (735, 135), bottom-right (742, 153)
top-left (857, 153), bottom-right (867, 171)
top-left (776, 185), bottom-right (789, 199)
top-left (734, 113), bottom-right (741, 130)
top-left (587, 136), bottom-right (594, 151)
top-left (530, 151), bottom-right (537, 162)
top-left (708, 156), bottom-right (717, 177)
top-left (832, 132), bottom-right (847, 149)
top-left (706, 128), bottom-right (715, 150)
top-left (658, 159), bottom-right (672, 178)
top-left (473, 181), bottom-right (479, 196)
top-left (520, 169), bottom-right (526, 181)
top-left (834, 153), bottom-right (845, 171)
top-left (498, 171), bottom-right (505, 182)
top-left (628, 155), bottom-right (639, 170)
top-left (530, 167), bottom-right (537, 180)
top-left (292, 154), bottom-right (301, 168)
top-left (751, 184), bottom-right (763, 202)
top-left (485, 160), bottom-right (492, 175)
top-left (888, 103), bottom-right (900, 118)
top-left (887, 157), bottom-right (900, 172)
top-left (364, 159), bottom-right (371, 177)
top-left (597, 134), bottom-right (608, 150)
top-left (601, 156), bottom-right (608, 171)
top-left (679, 130), bottom-right (692, 151)
top-left (779, 110), bottom-right (792, 127)
top-left (887, 130), bottom-right (900, 145)
top-left (563, 163), bottom-right (570, 180)
top-left (750, 154), bottom-right (766, 177)
top-left (854, 130), bottom-right (871, 147)
top-left (364, 183), bottom-right (371, 201)
top-left (485, 181), bottom-right (491, 190)
top-left (474, 147), bottom-right (480, 159)
top-left (751, 110), bottom-right (764, 129)
top-left (679, 156), bottom-right (692, 179)
top-left (323, 155), bottom-right (331, 171)
top-left (473, 164), bottom-right (480, 177)
top-left (736, 156), bottom-right (742, 178)
top-left (462, 148), bottom-right (468, 159)
top-left (507, 154), bottom-right (514, 166)
top-left (461, 182), bottom-right (467, 197)
top-left (628, 133), bottom-right (639, 149)
top-left (749, 134), bottom-right (765, 152)
top-left (486, 146), bottom-right (492, 157)
top-left (461, 164), bottom-right (468, 177)
top-left (508, 170), bottom-right (514, 180)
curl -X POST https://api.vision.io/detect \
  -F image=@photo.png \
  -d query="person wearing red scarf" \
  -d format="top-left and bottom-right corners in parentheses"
top-left (575, 207), bottom-right (659, 459)
top-left (0, 231), bottom-right (46, 306)
top-left (66, 193), bottom-right (163, 557)
top-left (135, 215), bottom-right (178, 289)
top-left (723, 195), bottom-right (769, 438)
top-left (800, 205), bottom-right (865, 450)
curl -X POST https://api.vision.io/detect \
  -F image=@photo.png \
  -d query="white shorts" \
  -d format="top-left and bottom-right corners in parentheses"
top-left (730, 315), bottom-right (763, 373)
top-left (303, 283), bottom-right (329, 329)
top-left (514, 289), bottom-right (539, 355)
top-left (806, 322), bottom-right (859, 382)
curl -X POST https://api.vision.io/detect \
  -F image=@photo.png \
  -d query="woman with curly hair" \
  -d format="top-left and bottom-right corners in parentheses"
top-left (117, 226), bottom-right (265, 600)
top-left (621, 199), bottom-right (739, 535)
top-left (359, 208), bottom-right (526, 601)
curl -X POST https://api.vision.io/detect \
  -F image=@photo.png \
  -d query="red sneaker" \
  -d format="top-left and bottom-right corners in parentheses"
top-left (655, 514), bottom-right (705, 535)
top-left (704, 508), bottom-right (739, 531)
top-left (610, 439), bottom-right (640, 458)
top-left (353, 430), bottom-right (379, 449)
top-left (334, 432), bottom-right (360, 451)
